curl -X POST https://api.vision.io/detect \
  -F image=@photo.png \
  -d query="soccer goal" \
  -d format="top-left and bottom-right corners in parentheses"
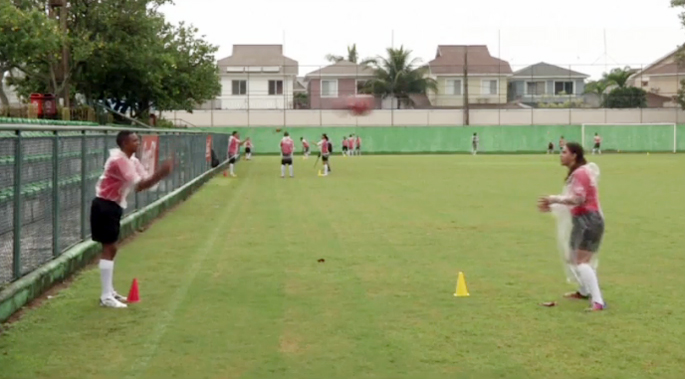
top-left (581, 123), bottom-right (677, 153)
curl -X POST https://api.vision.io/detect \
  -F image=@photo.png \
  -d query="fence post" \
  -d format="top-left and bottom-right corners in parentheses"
top-left (52, 131), bottom-right (60, 256)
top-left (13, 130), bottom-right (22, 279)
top-left (81, 130), bottom-right (87, 240)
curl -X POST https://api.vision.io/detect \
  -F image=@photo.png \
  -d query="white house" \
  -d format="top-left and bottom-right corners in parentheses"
top-left (216, 45), bottom-right (298, 110)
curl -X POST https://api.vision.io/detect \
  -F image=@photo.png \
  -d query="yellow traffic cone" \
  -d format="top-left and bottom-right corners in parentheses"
top-left (454, 271), bottom-right (469, 297)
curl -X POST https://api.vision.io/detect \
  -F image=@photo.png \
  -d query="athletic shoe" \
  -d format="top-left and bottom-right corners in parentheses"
top-left (112, 291), bottom-right (127, 303)
top-left (100, 296), bottom-right (127, 308)
top-left (586, 302), bottom-right (606, 312)
top-left (564, 291), bottom-right (590, 300)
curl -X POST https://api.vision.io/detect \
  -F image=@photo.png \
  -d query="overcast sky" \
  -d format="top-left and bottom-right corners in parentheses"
top-left (160, 0), bottom-right (684, 80)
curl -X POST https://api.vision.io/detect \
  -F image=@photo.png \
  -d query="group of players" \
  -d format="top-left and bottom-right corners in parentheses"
top-left (220, 131), bottom-right (363, 178)
top-left (548, 134), bottom-right (603, 155)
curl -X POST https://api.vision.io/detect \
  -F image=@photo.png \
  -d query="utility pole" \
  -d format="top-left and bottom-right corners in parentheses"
top-left (463, 46), bottom-right (469, 126)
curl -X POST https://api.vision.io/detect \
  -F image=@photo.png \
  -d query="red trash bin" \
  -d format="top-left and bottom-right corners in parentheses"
top-left (30, 93), bottom-right (44, 118)
top-left (43, 94), bottom-right (57, 119)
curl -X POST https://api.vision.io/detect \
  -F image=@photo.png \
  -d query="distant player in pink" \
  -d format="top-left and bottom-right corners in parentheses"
top-left (355, 135), bottom-right (362, 156)
top-left (559, 136), bottom-right (566, 154)
top-left (280, 132), bottom-right (295, 178)
top-left (316, 134), bottom-right (331, 176)
top-left (342, 137), bottom-right (349, 156)
top-left (244, 138), bottom-right (253, 160)
top-left (300, 137), bottom-right (310, 159)
top-left (538, 142), bottom-right (606, 312)
top-left (592, 133), bottom-right (602, 155)
top-left (91, 131), bottom-right (173, 308)
top-left (226, 131), bottom-right (246, 177)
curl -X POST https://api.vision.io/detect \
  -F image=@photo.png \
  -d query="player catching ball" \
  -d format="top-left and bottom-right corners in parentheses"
top-left (226, 131), bottom-right (247, 177)
top-left (538, 142), bottom-right (606, 312)
top-left (280, 132), bottom-right (295, 178)
top-left (300, 137), bottom-right (310, 159)
top-left (92, 131), bottom-right (173, 308)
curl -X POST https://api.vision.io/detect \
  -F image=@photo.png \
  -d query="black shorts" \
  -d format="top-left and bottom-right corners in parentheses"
top-left (594, 143), bottom-right (600, 149)
top-left (281, 155), bottom-right (293, 165)
top-left (343, 146), bottom-right (348, 151)
top-left (322, 154), bottom-right (329, 162)
top-left (90, 197), bottom-right (123, 244)
top-left (245, 147), bottom-right (251, 154)
top-left (570, 211), bottom-right (604, 253)
top-left (229, 155), bottom-right (238, 164)
top-left (356, 146), bottom-right (360, 150)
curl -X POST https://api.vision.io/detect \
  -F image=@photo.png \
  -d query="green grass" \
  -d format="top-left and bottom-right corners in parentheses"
top-left (2, 154), bottom-right (685, 379)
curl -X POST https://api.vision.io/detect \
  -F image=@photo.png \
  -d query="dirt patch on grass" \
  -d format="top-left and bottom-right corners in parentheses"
top-left (279, 331), bottom-right (305, 355)
top-left (0, 200), bottom-right (188, 333)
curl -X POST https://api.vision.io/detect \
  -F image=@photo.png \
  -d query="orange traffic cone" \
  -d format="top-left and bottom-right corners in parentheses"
top-left (127, 278), bottom-right (140, 303)
top-left (223, 171), bottom-right (227, 177)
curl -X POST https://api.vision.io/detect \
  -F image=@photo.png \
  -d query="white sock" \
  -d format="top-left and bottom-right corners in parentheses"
top-left (569, 266), bottom-right (590, 296)
top-left (324, 164), bottom-right (328, 175)
top-left (229, 163), bottom-right (234, 175)
top-left (289, 165), bottom-right (294, 177)
top-left (577, 263), bottom-right (604, 305)
top-left (99, 259), bottom-right (114, 300)
top-left (281, 165), bottom-right (285, 176)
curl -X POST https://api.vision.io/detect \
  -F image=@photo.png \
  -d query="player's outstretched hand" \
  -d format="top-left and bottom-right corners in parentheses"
top-left (537, 196), bottom-right (551, 212)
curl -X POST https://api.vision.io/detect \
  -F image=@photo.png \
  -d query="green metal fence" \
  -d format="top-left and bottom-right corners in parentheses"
top-left (0, 124), bottom-right (229, 286)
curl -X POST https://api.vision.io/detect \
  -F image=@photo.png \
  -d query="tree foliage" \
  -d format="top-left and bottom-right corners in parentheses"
top-left (325, 44), bottom-right (374, 66)
top-left (364, 46), bottom-right (437, 109)
top-left (604, 86), bottom-right (647, 108)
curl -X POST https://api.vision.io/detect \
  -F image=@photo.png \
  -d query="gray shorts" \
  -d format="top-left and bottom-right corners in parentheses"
top-left (570, 211), bottom-right (604, 253)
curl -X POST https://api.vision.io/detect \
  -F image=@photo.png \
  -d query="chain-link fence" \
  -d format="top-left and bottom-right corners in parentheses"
top-left (0, 125), bottom-right (229, 285)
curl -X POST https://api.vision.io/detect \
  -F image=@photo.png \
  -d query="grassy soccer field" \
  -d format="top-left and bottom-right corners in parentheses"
top-left (1, 154), bottom-right (685, 379)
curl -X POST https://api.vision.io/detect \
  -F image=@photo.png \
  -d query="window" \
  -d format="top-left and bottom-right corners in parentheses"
top-left (481, 80), bottom-right (498, 95)
top-left (526, 81), bottom-right (546, 96)
top-left (446, 79), bottom-right (462, 95)
top-left (231, 80), bottom-right (246, 95)
top-left (554, 81), bottom-right (574, 95)
top-left (268, 80), bottom-right (283, 95)
top-left (321, 79), bottom-right (338, 97)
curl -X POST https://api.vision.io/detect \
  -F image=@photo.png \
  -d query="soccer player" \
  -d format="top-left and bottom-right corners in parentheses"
top-left (592, 133), bottom-right (602, 155)
top-left (92, 131), bottom-right (173, 308)
top-left (559, 136), bottom-right (566, 154)
top-left (538, 142), bottom-right (606, 312)
top-left (472, 133), bottom-right (479, 155)
top-left (547, 142), bottom-right (554, 154)
top-left (342, 136), bottom-right (349, 156)
top-left (317, 134), bottom-right (331, 176)
top-left (280, 132), bottom-right (295, 178)
top-left (244, 138), bottom-right (253, 160)
top-left (225, 131), bottom-right (246, 177)
top-left (355, 135), bottom-right (362, 156)
top-left (300, 137), bottom-right (310, 159)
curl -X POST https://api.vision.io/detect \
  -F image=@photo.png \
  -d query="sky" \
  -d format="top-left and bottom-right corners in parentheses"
top-left (159, 0), bottom-right (685, 80)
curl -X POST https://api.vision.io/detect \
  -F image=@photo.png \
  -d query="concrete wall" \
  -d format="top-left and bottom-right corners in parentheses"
top-left (161, 108), bottom-right (685, 127)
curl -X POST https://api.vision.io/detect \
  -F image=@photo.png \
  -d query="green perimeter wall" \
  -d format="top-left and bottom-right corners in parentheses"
top-left (202, 125), bottom-right (685, 154)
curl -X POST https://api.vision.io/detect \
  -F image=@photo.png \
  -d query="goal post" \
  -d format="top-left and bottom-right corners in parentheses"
top-left (581, 123), bottom-right (677, 153)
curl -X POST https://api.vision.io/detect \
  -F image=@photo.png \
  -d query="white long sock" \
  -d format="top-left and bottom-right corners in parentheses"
top-left (289, 165), bottom-right (294, 177)
top-left (99, 259), bottom-right (114, 300)
top-left (570, 265), bottom-right (589, 296)
top-left (577, 263), bottom-right (604, 305)
top-left (281, 165), bottom-right (285, 176)
top-left (324, 164), bottom-right (328, 175)
top-left (229, 163), bottom-right (234, 175)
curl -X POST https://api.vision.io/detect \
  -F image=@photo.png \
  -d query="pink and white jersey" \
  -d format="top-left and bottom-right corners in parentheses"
top-left (567, 165), bottom-right (601, 216)
top-left (95, 149), bottom-right (148, 209)
top-left (594, 136), bottom-right (601, 144)
top-left (343, 139), bottom-right (348, 148)
top-left (245, 140), bottom-right (253, 148)
top-left (302, 139), bottom-right (310, 149)
top-left (356, 137), bottom-right (361, 147)
top-left (281, 137), bottom-right (294, 155)
top-left (228, 136), bottom-right (241, 156)
top-left (317, 139), bottom-right (329, 154)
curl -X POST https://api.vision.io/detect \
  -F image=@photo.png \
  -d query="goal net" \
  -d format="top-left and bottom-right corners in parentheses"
top-left (581, 123), bottom-right (677, 153)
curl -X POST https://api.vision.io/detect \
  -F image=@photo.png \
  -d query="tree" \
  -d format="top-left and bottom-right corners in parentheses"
top-left (604, 86), bottom-right (647, 108)
top-left (603, 67), bottom-right (634, 88)
top-left (364, 46), bottom-right (437, 109)
top-left (0, 0), bottom-right (63, 108)
top-left (325, 44), bottom-right (373, 65)
top-left (583, 79), bottom-right (609, 107)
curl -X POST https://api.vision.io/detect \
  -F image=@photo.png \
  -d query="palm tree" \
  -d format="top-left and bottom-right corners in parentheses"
top-left (584, 79), bottom-right (609, 106)
top-left (324, 44), bottom-right (374, 65)
top-left (603, 67), bottom-right (635, 88)
top-left (364, 46), bottom-right (437, 109)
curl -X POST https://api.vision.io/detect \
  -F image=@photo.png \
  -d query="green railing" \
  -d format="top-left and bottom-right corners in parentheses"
top-left (0, 122), bottom-right (229, 286)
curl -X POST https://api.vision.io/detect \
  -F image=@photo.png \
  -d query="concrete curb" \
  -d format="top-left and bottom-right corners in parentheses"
top-left (0, 161), bottom-right (229, 323)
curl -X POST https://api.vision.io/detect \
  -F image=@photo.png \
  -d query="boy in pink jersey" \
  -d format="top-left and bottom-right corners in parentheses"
top-left (342, 137), bottom-right (349, 156)
top-left (316, 134), bottom-right (331, 176)
top-left (300, 137), bottom-right (310, 159)
top-left (226, 131), bottom-right (246, 177)
top-left (592, 133), bottom-right (602, 155)
top-left (91, 131), bottom-right (173, 308)
top-left (244, 138), bottom-right (253, 160)
top-left (355, 135), bottom-right (362, 156)
top-left (538, 142), bottom-right (606, 312)
top-left (280, 132), bottom-right (295, 178)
